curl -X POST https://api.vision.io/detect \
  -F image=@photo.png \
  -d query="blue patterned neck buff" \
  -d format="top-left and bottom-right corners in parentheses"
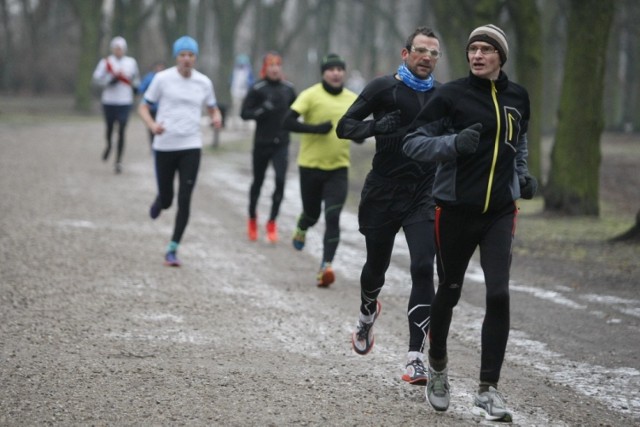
top-left (396, 63), bottom-right (434, 92)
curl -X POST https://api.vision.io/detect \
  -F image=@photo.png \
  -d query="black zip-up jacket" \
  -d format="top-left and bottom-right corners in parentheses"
top-left (241, 78), bottom-right (296, 145)
top-left (336, 74), bottom-right (439, 181)
top-left (403, 71), bottom-right (531, 213)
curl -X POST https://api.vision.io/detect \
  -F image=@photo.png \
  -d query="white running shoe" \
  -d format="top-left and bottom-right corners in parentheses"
top-left (472, 386), bottom-right (513, 422)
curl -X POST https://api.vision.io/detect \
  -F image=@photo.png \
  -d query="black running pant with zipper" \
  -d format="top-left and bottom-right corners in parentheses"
top-left (429, 202), bottom-right (517, 384)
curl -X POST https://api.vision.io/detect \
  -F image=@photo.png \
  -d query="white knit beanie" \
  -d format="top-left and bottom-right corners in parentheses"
top-left (110, 36), bottom-right (127, 53)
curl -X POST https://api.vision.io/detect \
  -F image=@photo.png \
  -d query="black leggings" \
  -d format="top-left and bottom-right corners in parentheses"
top-left (153, 149), bottom-right (201, 244)
top-left (296, 167), bottom-right (348, 263)
top-left (249, 143), bottom-right (289, 220)
top-left (102, 104), bottom-right (131, 163)
top-left (359, 220), bottom-right (436, 352)
top-left (429, 203), bottom-right (516, 384)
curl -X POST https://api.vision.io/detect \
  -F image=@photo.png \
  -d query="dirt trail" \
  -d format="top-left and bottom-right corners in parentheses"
top-left (1, 99), bottom-right (638, 425)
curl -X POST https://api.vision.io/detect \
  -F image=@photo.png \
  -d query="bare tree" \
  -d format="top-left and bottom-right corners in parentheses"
top-left (19, 0), bottom-right (52, 93)
top-left (505, 0), bottom-right (543, 182)
top-left (619, 0), bottom-right (640, 132)
top-left (112, 0), bottom-right (157, 58)
top-left (160, 0), bottom-right (191, 55)
top-left (68, 0), bottom-right (103, 112)
top-left (610, 209), bottom-right (640, 243)
top-left (431, 0), bottom-right (497, 78)
top-left (0, 0), bottom-right (15, 92)
top-left (544, 0), bottom-right (615, 216)
top-left (210, 0), bottom-right (253, 108)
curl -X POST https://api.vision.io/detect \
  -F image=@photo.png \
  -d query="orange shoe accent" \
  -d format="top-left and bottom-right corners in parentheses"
top-left (248, 218), bottom-right (258, 241)
top-left (266, 220), bottom-right (278, 243)
top-left (316, 263), bottom-right (335, 287)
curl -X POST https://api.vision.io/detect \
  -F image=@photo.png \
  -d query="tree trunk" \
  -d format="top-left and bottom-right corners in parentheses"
top-left (621, 0), bottom-right (640, 132)
top-left (69, 0), bottom-right (103, 112)
top-left (610, 209), bottom-right (640, 242)
top-left (161, 0), bottom-right (191, 57)
top-left (211, 0), bottom-right (252, 109)
top-left (544, 0), bottom-right (615, 216)
top-left (506, 0), bottom-right (543, 182)
top-left (0, 0), bottom-right (15, 92)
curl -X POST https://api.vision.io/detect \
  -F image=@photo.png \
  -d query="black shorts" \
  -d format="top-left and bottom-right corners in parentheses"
top-left (358, 171), bottom-right (434, 235)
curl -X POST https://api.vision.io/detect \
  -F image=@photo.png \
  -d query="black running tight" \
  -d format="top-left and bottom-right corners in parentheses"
top-left (249, 143), bottom-right (289, 221)
top-left (154, 148), bottom-right (201, 244)
top-left (102, 104), bottom-right (131, 163)
top-left (429, 203), bottom-right (516, 384)
top-left (296, 167), bottom-right (348, 263)
top-left (360, 220), bottom-right (436, 352)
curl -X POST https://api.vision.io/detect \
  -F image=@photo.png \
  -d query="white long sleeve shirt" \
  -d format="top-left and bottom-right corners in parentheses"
top-left (92, 54), bottom-right (140, 105)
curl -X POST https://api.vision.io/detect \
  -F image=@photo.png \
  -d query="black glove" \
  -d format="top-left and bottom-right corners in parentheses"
top-left (519, 174), bottom-right (538, 199)
top-left (373, 110), bottom-right (402, 134)
top-left (455, 123), bottom-right (482, 155)
top-left (262, 99), bottom-right (275, 111)
top-left (312, 121), bottom-right (333, 134)
top-left (108, 76), bottom-right (119, 85)
top-left (254, 100), bottom-right (275, 118)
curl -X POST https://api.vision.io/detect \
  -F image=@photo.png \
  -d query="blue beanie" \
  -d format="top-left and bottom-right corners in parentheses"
top-left (173, 36), bottom-right (199, 57)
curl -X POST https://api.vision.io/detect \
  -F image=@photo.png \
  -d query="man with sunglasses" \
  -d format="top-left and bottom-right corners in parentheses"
top-left (403, 24), bottom-right (538, 422)
top-left (336, 27), bottom-right (441, 387)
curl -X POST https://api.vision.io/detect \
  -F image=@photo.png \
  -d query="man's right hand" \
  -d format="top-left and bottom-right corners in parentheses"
top-left (373, 110), bottom-right (402, 134)
top-left (263, 100), bottom-right (275, 111)
top-left (454, 123), bottom-right (482, 155)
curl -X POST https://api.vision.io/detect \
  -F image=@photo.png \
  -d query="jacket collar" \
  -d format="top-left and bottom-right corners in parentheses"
top-left (468, 70), bottom-right (509, 91)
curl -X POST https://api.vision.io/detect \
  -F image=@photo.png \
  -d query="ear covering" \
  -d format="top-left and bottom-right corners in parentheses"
top-left (173, 36), bottom-right (199, 57)
top-left (467, 24), bottom-right (508, 65)
top-left (320, 53), bottom-right (346, 73)
top-left (110, 36), bottom-right (127, 52)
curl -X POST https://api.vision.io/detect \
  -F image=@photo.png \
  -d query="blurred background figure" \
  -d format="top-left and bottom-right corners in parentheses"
top-left (229, 54), bottom-right (255, 130)
top-left (138, 61), bottom-right (166, 147)
top-left (240, 52), bottom-right (297, 243)
top-left (92, 36), bottom-right (140, 174)
top-left (346, 69), bottom-right (366, 94)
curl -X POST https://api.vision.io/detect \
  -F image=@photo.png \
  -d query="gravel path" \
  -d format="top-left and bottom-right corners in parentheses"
top-left (1, 107), bottom-right (638, 426)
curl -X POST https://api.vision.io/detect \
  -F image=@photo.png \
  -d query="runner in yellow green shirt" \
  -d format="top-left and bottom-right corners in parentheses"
top-left (282, 53), bottom-right (360, 287)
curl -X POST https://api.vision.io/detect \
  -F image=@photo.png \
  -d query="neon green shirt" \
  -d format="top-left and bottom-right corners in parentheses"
top-left (290, 83), bottom-right (358, 170)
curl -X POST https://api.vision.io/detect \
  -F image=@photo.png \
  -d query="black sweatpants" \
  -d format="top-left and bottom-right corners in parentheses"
top-left (429, 202), bottom-right (517, 384)
top-left (296, 166), bottom-right (348, 264)
top-left (249, 143), bottom-right (289, 221)
top-left (153, 148), bottom-right (201, 244)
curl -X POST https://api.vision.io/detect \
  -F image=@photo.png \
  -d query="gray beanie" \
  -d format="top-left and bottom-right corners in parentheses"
top-left (467, 24), bottom-right (509, 65)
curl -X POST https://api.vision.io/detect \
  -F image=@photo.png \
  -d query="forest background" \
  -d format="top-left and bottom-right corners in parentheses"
top-left (0, 0), bottom-right (638, 224)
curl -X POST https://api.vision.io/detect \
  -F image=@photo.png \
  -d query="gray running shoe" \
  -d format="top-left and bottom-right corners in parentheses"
top-left (425, 365), bottom-right (450, 411)
top-left (402, 358), bottom-right (428, 385)
top-left (351, 301), bottom-right (381, 355)
top-left (472, 386), bottom-right (513, 422)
